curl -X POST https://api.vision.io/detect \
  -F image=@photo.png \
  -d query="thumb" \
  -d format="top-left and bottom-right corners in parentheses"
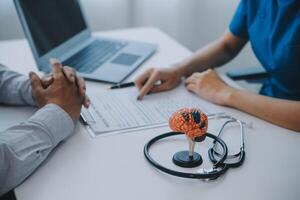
top-left (29, 72), bottom-right (43, 92)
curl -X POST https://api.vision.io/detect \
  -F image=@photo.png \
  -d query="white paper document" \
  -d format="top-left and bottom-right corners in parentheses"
top-left (81, 84), bottom-right (219, 136)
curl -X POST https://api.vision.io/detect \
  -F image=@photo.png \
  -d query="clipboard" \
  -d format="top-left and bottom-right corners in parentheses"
top-left (79, 84), bottom-right (219, 137)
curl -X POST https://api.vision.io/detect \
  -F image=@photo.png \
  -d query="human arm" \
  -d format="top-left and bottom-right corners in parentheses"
top-left (0, 63), bottom-right (90, 108)
top-left (0, 62), bottom-right (84, 195)
top-left (0, 104), bottom-right (74, 195)
top-left (135, 31), bottom-right (248, 100)
top-left (0, 64), bottom-right (35, 106)
top-left (185, 69), bottom-right (300, 132)
top-left (177, 30), bottom-right (248, 77)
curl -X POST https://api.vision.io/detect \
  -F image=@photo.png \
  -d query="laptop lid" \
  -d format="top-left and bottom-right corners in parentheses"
top-left (14, 0), bottom-right (91, 72)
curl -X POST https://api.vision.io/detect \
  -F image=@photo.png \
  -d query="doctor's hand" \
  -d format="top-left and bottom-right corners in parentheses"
top-left (135, 67), bottom-right (182, 100)
top-left (30, 63), bottom-right (84, 121)
top-left (40, 66), bottom-right (90, 108)
top-left (185, 69), bottom-right (235, 106)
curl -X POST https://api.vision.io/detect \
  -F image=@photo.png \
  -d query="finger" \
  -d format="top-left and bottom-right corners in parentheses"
top-left (149, 82), bottom-right (172, 94)
top-left (185, 83), bottom-right (196, 93)
top-left (186, 72), bottom-right (201, 82)
top-left (76, 76), bottom-right (86, 97)
top-left (62, 66), bottom-right (76, 83)
top-left (185, 75), bottom-right (197, 85)
top-left (50, 58), bottom-right (63, 79)
top-left (83, 95), bottom-right (91, 108)
top-left (204, 68), bottom-right (214, 75)
top-left (40, 75), bottom-right (54, 88)
top-left (134, 68), bottom-right (154, 90)
top-left (193, 72), bottom-right (202, 78)
top-left (138, 71), bottom-right (161, 100)
top-left (29, 72), bottom-right (43, 92)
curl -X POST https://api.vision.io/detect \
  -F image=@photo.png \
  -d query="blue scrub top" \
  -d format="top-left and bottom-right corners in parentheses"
top-left (229, 0), bottom-right (300, 100)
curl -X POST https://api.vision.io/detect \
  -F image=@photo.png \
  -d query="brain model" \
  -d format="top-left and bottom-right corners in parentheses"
top-left (169, 108), bottom-right (208, 139)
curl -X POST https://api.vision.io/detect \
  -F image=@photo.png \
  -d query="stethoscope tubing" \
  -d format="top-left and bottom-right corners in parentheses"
top-left (144, 116), bottom-right (246, 179)
top-left (144, 132), bottom-right (229, 179)
top-left (210, 118), bottom-right (246, 168)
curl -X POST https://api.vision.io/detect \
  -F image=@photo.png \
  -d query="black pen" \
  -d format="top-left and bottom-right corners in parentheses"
top-left (110, 82), bottom-right (135, 89)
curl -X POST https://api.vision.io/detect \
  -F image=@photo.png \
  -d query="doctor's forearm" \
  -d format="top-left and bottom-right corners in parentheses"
top-left (177, 40), bottom-right (234, 77)
top-left (225, 89), bottom-right (300, 132)
top-left (176, 31), bottom-right (247, 77)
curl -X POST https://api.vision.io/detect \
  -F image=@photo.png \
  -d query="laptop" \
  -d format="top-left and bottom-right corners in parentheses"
top-left (14, 0), bottom-right (157, 83)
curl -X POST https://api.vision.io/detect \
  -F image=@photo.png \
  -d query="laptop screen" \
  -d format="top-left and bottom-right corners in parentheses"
top-left (19, 0), bottom-right (87, 56)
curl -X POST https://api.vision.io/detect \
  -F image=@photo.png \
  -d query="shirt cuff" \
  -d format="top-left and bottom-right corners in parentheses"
top-left (27, 104), bottom-right (75, 146)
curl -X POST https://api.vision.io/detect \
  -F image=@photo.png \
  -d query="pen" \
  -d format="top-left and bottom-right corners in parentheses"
top-left (110, 82), bottom-right (135, 89)
top-left (80, 113), bottom-right (88, 125)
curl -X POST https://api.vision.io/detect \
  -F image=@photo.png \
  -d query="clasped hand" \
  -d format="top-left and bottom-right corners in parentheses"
top-left (29, 62), bottom-right (90, 121)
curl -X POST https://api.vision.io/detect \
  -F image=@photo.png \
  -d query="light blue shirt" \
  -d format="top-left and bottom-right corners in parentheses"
top-left (0, 64), bottom-right (75, 195)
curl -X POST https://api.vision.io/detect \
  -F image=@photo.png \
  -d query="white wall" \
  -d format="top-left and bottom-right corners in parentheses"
top-left (0, 0), bottom-right (24, 40)
top-left (0, 0), bottom-right (132, 41)
top-left (0, 0), bottom-right (259, 72)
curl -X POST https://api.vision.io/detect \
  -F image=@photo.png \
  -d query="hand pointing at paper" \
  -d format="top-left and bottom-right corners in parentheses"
top-left (134, 67), bottom-right (182, 100)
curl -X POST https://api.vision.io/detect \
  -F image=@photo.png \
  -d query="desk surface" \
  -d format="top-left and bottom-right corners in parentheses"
top-left (0, 27), bottom-right (299, 200)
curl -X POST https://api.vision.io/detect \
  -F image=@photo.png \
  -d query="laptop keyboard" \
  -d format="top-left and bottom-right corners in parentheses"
top-left (63, 39), bottom-right (128, 73)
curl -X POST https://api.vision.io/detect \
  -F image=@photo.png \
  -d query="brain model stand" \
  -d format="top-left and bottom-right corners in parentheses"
top-left (169, 108), bottom-right (208, 168)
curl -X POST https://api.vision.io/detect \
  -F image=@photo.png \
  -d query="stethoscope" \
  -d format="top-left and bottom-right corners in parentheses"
top-left (144, 113), bottom-right (247, 180)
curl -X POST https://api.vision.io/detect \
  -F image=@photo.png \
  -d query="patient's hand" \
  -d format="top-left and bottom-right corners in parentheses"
top-left (185, 69), bottom-right (234, 106)
top-left (30, 63), bottom-right (84, 121)
top-left (40, 66), bottom-right (90, 108)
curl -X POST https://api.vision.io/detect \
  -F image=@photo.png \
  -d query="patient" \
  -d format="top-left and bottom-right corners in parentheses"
top-left (0, 60), bottom-right (89, 196)
top-left (135, 0), bottom-right (300, 132)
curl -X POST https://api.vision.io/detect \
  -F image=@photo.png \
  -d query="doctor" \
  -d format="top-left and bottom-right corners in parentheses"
top-left (135, 0), bottom-right (300, 132)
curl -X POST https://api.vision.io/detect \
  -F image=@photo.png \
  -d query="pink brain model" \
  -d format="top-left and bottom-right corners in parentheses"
top-left (169, 108), bottom-right (208, 139)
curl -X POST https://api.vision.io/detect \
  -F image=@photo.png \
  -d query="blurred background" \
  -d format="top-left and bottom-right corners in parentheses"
top-left (0, 0), bottom-right (260, 76)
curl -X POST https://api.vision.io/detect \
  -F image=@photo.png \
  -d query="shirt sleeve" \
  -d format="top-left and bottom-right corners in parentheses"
top-left (0, 64), bottom-right (36, 106)
top-left (229, 0), bottom-right (249, 39)
top-left (0, 104), bottom-right (74, 195)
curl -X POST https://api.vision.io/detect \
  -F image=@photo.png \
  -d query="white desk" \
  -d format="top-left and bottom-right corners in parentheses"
top-left (0, 27), bottom-right (299, 200)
